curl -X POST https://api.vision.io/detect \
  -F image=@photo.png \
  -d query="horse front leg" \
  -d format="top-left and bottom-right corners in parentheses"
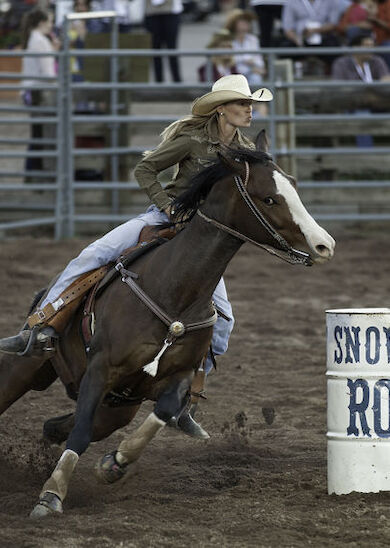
top-left (95, 373), bottom-right (192, 484)
top-left (30, 352), bottom-right (108, 519)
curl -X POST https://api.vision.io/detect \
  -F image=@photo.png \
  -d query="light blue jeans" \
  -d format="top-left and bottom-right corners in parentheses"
top-left (41, 206), bottom-right (234, 374)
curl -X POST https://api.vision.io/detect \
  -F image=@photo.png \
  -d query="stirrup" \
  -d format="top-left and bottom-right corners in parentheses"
top-left (17, 326), bottom-right (40, 357)
top-left (18, 326), bottom-right (58, 357)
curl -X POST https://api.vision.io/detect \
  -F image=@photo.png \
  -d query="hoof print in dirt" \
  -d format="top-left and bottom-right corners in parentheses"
top-left (262, 407), bottom-right (275, 425)
top-left (235, 411), bottom-right (248, 428)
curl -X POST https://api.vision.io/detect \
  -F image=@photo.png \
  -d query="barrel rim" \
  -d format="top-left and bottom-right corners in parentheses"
top-left (326, 308), bottom-right (390, 314)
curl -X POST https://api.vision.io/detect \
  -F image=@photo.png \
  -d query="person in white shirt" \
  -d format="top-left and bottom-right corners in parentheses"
top-left (224, 9), bottom-right (265, 85)
top-left (22, 9), bottom-right (56, 90)
top-left (144, 0), bottom-right (183, 82)
top-left (21, 8), bottom-right (56, 179)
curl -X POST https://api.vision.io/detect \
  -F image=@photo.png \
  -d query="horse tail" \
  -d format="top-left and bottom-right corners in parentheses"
top-left (28, 288), bottom-right (47, 315)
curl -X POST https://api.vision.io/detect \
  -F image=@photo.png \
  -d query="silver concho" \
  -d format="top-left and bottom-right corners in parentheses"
top-left (169, 321), bottom-right (185, 337)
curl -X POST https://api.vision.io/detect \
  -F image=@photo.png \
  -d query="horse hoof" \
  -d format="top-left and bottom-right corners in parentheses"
top-left (95, 451), bottom-right (128, 484)
top-left (30, 492), bottom-right (63, 519)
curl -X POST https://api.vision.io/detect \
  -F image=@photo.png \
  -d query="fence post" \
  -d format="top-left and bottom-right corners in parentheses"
top-left (110, 15), bottom-right (119, 217)
top-left (267, 52), bottom-right (277, 160)
top-left (55, 20), bottom-right (74, 238)
top-left (274, 59), bottom-right (296, 177)
top-left (63, 16), bottom-right (75, 237)
top-left (55, 49), bottom-right (67, 239)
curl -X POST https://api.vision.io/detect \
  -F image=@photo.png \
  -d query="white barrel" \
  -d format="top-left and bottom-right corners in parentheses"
top-left (327, 308), bottom-right (390, 495)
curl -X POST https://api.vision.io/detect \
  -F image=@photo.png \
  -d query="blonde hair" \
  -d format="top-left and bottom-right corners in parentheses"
top-left (143, 108), bottom-right (253, 158)
top-left (160, 112), bottom-right (218, 143)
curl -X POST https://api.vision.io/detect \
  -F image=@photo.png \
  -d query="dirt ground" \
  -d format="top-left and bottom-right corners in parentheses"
top-left (0, 232), bottom-right (389, 548)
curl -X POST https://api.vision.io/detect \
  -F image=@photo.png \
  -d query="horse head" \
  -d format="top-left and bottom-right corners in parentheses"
top-left (174, 130), bottom-right (335, 266)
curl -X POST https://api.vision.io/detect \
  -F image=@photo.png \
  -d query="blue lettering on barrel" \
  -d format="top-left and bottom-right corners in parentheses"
top-left (347, 379), bottom-right (371, 437)
top-left (383, 327), bottom-right (390, 363)
top-left (373, 380), bottom-right (390, 438)
top-left (344, 326), bottom-right (361, 364)
top-left (334, 326), bottom-right (343, 364)
top-left (365, 326), bottom-right (381, 365)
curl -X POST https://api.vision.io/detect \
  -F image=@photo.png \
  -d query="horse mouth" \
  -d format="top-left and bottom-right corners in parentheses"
top-left (311, 255), bottom-right (331, 265)
top-left (310, 248), bottom-right (334, 265)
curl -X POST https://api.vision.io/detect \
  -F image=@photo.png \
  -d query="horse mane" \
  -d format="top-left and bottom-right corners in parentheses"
top-left (172, 147), bottom-right (271, 221)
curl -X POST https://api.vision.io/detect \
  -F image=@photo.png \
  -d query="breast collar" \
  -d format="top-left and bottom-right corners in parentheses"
top-left (197, 160), bottom-right (313, 266)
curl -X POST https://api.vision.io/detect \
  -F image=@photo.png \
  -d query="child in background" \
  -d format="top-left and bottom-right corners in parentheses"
top-left (224, 9), bottom-right (265, 86)
top-left (198, 30), bottom-right (238, 82)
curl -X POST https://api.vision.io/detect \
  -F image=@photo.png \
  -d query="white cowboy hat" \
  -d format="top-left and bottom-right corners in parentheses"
top-left (192, 74), bottom-right (273, 116)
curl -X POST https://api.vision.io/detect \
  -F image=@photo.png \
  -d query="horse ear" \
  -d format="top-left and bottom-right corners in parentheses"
top-left (255, 129), bottom-right (269, 153)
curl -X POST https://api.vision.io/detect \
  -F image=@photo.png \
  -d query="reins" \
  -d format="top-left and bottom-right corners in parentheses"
top-left (197, 161), bottom-right (313, 267)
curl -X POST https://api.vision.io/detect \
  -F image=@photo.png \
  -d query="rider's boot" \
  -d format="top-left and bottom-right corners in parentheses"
top-left (0, 325), bottom-right (58, 356)
top-left (168, 368), bottom-right (210, 440)
top-left (0, 281), bottom-right (89, 357)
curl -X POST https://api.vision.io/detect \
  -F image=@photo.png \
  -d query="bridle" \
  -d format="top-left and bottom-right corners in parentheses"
top-left (196, 160), bottom-right (313, 266)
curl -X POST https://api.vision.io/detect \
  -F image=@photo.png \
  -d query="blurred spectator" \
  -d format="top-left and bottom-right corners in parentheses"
top-left (249, 1), bottom-right (286, 47)
top-left (332, 32), bottom-right (390, 147)
top-left (338, 1), bottom-right (373, 43)
top-left (198, 29), bottom-right (238, 81)
top-left (224, 9), bottom-right (265, 85)
top-left (144, 0), bottom-right (182, 82)
top-left (21, 7), bottom-right (57, 179)
top-left (369, 0), bottom-right (390, 67)
top-left (332, 31), bottom-right (389, 79)
top-left (282, 0), bottom-right (341, 48)
top-left (69, 0), bottom-right (89, 81)
top-left (101, 0), bottom-right (132, 32)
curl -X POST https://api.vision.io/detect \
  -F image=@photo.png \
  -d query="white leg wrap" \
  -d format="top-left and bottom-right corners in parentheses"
top-left (116, 412), bottom-right (165, 465)
top-left (40, 449), bottom-right (79, 502)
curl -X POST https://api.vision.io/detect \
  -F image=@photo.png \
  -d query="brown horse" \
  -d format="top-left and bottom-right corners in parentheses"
top-left (0, 132), bottom-right (335, 517)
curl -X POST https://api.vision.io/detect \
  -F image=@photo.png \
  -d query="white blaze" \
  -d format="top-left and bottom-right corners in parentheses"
top-left (272, 170), bottom-right (335, 259)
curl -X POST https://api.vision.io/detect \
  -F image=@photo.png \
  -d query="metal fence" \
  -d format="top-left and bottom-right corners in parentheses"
top-left (0, 11), bottom-right (390, 238)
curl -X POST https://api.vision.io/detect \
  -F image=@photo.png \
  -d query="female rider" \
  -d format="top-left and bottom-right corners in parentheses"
top-left (0, 74), bottom-right (273, 437)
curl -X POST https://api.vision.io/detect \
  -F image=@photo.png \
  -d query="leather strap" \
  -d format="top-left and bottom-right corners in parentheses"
top-left (118, 265), bottom-right (218, 333)
top-left (27, 266), bottom-right (109, 328)
top-left (196, 162), bottom-right (312, 267)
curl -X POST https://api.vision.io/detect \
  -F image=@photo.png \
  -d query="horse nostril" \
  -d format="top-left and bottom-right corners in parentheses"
top-left (316, 244), bottom-right (329, 256)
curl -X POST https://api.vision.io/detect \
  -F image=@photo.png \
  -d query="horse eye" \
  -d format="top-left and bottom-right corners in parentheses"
top-left (263, 197), bottom-right (276, 206)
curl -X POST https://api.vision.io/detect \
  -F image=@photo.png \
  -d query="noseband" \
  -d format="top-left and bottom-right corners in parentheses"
top-left (197, 160), bottom-right (313, 266)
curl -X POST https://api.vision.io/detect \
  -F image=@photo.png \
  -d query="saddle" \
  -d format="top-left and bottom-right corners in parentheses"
top-left (27, 224), bottom-right (177, 333)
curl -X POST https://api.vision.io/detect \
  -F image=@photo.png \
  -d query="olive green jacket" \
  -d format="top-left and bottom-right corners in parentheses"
top-left (134, 114), bottom-right (255, 211)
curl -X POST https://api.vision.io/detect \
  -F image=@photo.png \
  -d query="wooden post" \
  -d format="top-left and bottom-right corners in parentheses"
top-left (274, 59), bottom-right (296, 177)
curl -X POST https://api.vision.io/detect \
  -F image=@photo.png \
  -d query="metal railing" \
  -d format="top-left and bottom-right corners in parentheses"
top-left (0, 15), bottom-right (390, 236)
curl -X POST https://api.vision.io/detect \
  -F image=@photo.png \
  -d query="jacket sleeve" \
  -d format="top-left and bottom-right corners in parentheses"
top-left (134, 134), bottom-right (192, 210)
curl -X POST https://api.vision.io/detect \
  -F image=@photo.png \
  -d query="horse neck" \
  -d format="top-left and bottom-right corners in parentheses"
top-left (151, 210), bottom-right (243, 317)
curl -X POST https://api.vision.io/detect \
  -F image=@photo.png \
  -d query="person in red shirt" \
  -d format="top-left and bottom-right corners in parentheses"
top-left (369, 0), bottom-right (390, 66)
top-left (338, 0), bottom-right (373, 42)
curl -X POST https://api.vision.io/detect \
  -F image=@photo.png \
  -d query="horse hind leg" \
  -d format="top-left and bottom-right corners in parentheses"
top-left (0, 352), bottom-right (56, 416)
top-left (30, 351), bottom-right (108, 519)
top-left (95, 373), bottom-right (192, 485)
